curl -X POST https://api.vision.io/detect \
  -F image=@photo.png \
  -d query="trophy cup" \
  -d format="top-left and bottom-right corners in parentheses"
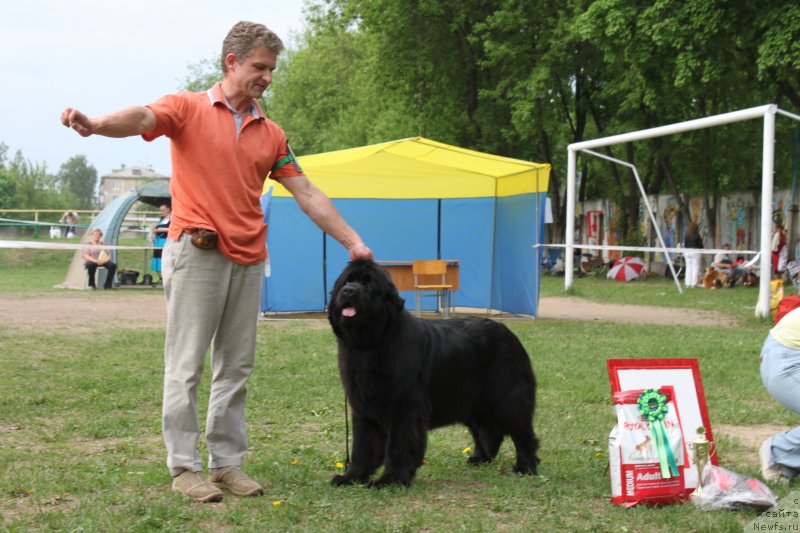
top-left (688, 426), bottom-right (715, 488)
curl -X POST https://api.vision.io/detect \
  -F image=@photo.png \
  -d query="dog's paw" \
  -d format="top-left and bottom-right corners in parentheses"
top-left (368, 473), bottom-right (411, 488)
top-left (330, 474), bottom-right (356, 486)
top-left (512, 464), bottom-right (538, 475)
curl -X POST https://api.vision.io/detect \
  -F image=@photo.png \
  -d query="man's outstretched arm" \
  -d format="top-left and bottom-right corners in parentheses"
top-left (60, 105), bottom-right (156, 138)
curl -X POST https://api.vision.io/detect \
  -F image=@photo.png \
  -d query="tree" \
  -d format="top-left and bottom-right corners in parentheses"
top-left (573, 0), bottom-right (788, 242)
top-left (268, 11), bottom-right (411, 155)
top-left (0, 167), bottom-right (17, 210)
top-left (755, 2), bottom-right (800, 109)
top-left (339, 0), bottom-right (514, 150)
top-left (0, 146), bottom-right (69, 212)
top-left (58, 155), bottom-right (98, 209)
top-left (477, 0), bottom-right (604, 241)
top-left (181, 57), bottom-right (222, 92)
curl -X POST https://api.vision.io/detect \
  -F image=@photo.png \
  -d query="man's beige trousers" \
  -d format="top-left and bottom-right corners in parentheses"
top-left (161, 234), bottom-right (263, 476)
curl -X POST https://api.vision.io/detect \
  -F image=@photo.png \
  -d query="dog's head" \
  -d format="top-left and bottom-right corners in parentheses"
top-left (328, 259), bottom-right (405, 345)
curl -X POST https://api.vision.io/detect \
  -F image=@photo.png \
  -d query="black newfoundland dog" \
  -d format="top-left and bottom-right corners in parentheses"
top-left (328, 259), bottom-right (539, 487)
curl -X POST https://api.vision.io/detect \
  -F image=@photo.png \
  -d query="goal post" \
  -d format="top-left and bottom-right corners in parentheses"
top-left (564, 104), bottom-right (800, 319)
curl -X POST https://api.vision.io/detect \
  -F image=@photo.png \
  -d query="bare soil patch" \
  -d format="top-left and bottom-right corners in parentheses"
top-left (713, 424), bottom-right (791, 469)
top-left (715, 423), bottom-right (789, 451)
top-left (536, 296), bottom-right (738, 327)
top-left (0, 291), bottom-right (167, 334)
top-left (0, 292), bottom-right (737, 334)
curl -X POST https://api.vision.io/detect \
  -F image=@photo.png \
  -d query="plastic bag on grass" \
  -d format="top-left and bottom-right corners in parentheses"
top-left (690, 464), bottom-right (776, 511)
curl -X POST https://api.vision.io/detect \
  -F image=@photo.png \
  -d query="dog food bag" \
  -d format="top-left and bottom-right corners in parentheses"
top-left (609, 387), bottom-right (687, 507)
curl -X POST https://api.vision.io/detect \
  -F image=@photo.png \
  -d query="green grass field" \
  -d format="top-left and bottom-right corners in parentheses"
top-left (0, 245), bottom-right (794, 532)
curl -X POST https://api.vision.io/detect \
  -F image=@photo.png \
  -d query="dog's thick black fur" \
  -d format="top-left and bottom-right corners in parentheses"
top-left (328, 259), bottom-right (539, 487)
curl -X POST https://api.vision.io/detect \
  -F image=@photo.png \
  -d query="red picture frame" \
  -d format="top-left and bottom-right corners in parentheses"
top-left (607, 358), bottom-right (718, 491)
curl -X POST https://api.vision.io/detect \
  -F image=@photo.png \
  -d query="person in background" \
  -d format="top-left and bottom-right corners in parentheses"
top-left (61, 20), bottom-right (372, 503)
top-left (712, 243), bottom-right (743, 287)
top-left (60, 211), bottom-right (79, 238)
top-left (82, 228), bottom-right (117, 290)
top-left (151, 204), bottom-right (171, 283)
top-left (759, 306), bottom-right (800, 483)
top-left (772, 222), bottom-right (787, 276)
top-left (683, 222), bottom-right (704, 288)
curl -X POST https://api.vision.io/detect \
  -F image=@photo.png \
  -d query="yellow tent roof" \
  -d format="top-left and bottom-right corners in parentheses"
top-left (268, 137), bottom-right (550, 199)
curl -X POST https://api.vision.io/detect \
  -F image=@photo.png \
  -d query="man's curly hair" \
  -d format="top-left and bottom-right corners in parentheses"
top-left (221, 21), bottom-right (284, 73)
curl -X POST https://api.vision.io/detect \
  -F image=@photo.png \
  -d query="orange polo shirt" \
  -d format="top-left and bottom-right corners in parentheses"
top-left (142, 83), bottom-right (303, 265)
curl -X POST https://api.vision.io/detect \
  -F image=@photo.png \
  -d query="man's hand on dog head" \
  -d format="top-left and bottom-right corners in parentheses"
top-left (349, 243), bottom-right (373, 261)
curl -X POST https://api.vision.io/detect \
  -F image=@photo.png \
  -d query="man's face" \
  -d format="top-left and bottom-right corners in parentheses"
top-left (227, 46), bottom-right (278, 99)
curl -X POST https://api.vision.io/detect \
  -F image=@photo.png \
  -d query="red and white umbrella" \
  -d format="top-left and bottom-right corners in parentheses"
top-left (607, 256), bottom-right (646, 282)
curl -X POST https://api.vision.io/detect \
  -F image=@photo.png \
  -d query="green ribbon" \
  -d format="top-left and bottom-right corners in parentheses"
top-left (637, 389), bottom-right (679, 479)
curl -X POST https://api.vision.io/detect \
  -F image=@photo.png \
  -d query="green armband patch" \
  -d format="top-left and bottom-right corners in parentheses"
top-left (272, 143), bottom-right (303, 174)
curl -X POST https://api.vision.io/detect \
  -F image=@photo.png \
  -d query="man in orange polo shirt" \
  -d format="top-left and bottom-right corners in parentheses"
top-left (60, 21), bottom-right (372, 503)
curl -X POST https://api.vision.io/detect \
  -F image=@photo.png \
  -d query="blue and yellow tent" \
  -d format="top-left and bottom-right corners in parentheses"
top-left (261, 137), bottom-right (550, 316)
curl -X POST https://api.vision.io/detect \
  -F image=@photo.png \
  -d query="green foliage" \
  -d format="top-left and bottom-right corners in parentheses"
top-left (0, 167), bottom-right (17, 208)
top-left (621, 227), bottom-right (645, 259)
top-left (269, 25), bottom-right (398, 155)
top-left (259, 0), bottom-right (800, 244)
top-left (180, 56), bottom-right (222, 92)
top-left (0, 145), bottom-right (73, 211)
top-left (57, 155), bottom-right (97, 210)
top-left (754, 4), bottom-right (800, 84)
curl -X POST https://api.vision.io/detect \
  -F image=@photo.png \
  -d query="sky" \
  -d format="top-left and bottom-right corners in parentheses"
top-left (0, 0), bottom-right (307, 178)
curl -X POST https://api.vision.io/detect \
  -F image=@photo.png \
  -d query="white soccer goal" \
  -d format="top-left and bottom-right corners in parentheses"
top-left (564, 104), bottom-right (800, 319)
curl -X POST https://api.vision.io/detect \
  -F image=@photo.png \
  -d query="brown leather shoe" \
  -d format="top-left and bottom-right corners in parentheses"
top-left (171, 471), bottom-right (223, 503)
top-left (210, 466), bottom-right (263, 496)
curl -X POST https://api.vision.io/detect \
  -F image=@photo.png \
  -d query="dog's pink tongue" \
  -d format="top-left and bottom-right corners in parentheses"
top-left (342, 307), bottom-right (357, 318)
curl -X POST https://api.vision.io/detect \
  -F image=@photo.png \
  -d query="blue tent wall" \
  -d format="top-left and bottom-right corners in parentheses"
top-left (322, 199), bottom-right (440, 309)
top-left (491, 192), bottom-right (547, 315)
top-left (261, 191), bottom-right (545, 316)
top-left (261, 198), bottom-right (324, 312)
top-left (263, 198), bottom-right (442, 312)
top-left (321, 198), bottom-right (495, 312)
top-left (440, 198), bottom-right (494, 309)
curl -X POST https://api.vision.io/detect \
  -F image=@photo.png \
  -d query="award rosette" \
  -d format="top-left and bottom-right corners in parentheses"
top-left (609, 386), bottom-right (687, 506)
top-left (637, 389), bottom-right (680, 479)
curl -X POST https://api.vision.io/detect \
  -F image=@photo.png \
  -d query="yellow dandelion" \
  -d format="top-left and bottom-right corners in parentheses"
top-left (335, 461), bottom-right (345, 469)
top-left (462, 447), bottom-right (472, 455)
top-left (290, 458), bottom-right (300, 465)
top-left (273, 501), bottom-right (282, 507)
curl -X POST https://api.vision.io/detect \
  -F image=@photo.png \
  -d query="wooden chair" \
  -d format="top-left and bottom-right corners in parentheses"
top-left (412, 260), bottom-right (453, 318)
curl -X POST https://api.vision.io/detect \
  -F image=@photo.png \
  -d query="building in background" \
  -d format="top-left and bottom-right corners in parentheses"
top-left (98, 165), bottom-right (169, 208)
